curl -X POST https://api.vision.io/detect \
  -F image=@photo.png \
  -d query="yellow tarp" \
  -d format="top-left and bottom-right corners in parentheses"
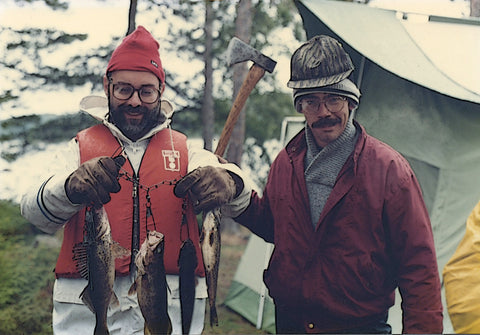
top-left (444, 200), bottom-right (480, 334)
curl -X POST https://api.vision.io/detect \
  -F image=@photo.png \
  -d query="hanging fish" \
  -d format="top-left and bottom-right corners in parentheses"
top-left (73, 206), bottom-right (130, 335)
top-left (200, 208), bottom-right (221, 327)
top-left (178, 238), bottom-right (198, 334)
top-left (129, 231), bottom-right (172, 335)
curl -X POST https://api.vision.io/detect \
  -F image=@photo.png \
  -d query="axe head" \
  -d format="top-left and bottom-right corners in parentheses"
top-left (226, 37), bottom-right (277, 73)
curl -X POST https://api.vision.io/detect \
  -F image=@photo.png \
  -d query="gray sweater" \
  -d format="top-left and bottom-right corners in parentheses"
top-left (304, 117), bottom-right (358, 227)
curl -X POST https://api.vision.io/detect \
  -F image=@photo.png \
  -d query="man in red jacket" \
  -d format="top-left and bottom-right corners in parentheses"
top-left (227, 35), bottom-right (443, 333)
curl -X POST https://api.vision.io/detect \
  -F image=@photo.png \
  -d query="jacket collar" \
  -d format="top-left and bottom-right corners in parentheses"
top-left (285, 120), bottom-right (367, 175)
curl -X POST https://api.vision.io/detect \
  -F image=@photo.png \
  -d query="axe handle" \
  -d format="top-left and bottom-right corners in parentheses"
top-left (214, 63), bottom-right (266, 156)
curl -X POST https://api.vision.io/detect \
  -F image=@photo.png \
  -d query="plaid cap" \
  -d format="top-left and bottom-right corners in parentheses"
top-left (287, 35), bottom-right (354, 89)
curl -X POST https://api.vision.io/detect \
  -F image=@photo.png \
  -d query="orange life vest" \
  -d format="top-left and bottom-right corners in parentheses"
top-left (54, 124), bottom-right (205, 278)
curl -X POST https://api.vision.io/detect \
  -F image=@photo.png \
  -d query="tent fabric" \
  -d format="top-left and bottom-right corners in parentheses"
top-left (226, 281), bottom-right (276, 333)
top-left (225, 1), bottom-right (480, 333)
top-left (225, 234), bottom-right (276, 333)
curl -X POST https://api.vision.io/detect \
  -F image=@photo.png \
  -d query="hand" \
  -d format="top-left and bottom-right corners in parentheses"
top-left (65, 156), bottom-right (126, 206)
top-left (174, 166), bottom-right (242, 213)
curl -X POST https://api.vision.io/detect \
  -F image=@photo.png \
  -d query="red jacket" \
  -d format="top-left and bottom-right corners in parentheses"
top-left (55, 124), bottom-right (205, 278)
top-left (236, 122), bottom-right (443, 333)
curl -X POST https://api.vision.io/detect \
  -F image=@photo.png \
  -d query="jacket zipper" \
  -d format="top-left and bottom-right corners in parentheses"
top-left (130, 174), bottom-right (140, 273)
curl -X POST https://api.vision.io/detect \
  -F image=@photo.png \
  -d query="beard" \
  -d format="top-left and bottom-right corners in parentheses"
top-left (108, 101), bottom-right (166, 141)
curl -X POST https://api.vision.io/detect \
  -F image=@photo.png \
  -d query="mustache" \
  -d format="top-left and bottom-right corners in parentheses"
top-left (117, 104), bottom-right (150, 114)
top-left (311, 118), bottom-right (341, 128)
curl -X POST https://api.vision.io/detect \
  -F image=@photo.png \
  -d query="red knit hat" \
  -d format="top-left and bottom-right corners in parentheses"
top-left (106, 26), bottom-right (165, 83)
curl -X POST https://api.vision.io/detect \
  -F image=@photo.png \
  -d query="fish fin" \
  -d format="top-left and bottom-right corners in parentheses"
top-left (127, 280), bottom-right (137, 296)
top-left (72, 242), bottom-right (89, 280)
top-left (144, 325), bottom-right (151, 335)
top-left (109, 291), bottom-right (120, 308)
top-left (111, 241), bottom-right (130, 259)
top-left (80, 286), bottom-right (96, 314)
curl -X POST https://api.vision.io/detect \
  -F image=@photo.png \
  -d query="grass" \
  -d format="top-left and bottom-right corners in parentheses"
top-left (0, 200), bottom-right (59, 335)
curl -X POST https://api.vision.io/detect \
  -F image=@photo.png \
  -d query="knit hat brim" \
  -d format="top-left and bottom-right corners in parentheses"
top-left (293, 78), bottom-right (361, 106)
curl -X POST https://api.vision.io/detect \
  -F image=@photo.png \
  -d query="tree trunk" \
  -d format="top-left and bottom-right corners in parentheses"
top-left (226, 0), bottom-right (252, 166)
top-left (472, 0), bottom-right (480, 17)
top-left (126, 0), bottom-right (137, 35)
top-left (202, 0), bottom-right (215, 151)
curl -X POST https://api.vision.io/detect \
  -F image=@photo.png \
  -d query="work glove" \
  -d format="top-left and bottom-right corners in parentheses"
top-left (65, 155), bottom-right (126, 206)
top-left (174, 166), bottom-right (243, 213)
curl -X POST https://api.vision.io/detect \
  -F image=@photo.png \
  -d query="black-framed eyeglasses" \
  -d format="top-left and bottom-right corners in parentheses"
top-left (300, 95), bottom-right (347, 113)
top-left (111, 82), bottom-right (161, 104)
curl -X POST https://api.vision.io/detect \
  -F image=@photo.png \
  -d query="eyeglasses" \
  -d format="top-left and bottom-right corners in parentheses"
top-left (111, 82), bottom-right (160, 104)
top-left (299, 95), bottom-right (347, 113)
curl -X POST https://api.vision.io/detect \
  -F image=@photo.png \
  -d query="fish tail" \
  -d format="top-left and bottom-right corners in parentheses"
top-left (179, 239), bottom-right (197, 334)
top-left (93, 320), bottom-right (110, 335)
top-left (210, 305), bottom-right (218, 327)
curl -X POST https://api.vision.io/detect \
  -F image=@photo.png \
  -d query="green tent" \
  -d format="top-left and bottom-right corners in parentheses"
top-left (225, 1), bottom-right (480, 333)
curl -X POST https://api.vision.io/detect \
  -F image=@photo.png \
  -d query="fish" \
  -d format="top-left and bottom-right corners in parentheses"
top-left (200, 208), bottom-right (221, 327)
top-left (128, 231), bottom-right (172, 335)
top-left (72, 206), bottom-right (130, 335)
top-left (178, 238), bottom-right (198, 335)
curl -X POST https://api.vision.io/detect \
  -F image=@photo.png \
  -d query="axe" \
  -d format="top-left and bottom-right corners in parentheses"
top-left (215, 37), bottom-right (277, 156)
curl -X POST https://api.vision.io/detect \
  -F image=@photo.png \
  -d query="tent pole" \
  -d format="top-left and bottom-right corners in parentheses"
top-left (256, 243), bottom-right (273, 329)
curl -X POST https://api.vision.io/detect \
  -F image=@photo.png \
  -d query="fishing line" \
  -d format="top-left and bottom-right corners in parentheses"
top-left (144, 188), bottom-right (157, 233)
top-left (111, 145), bottom-right (125, 160)
top-left (179, 198), bottom-right (191, 243)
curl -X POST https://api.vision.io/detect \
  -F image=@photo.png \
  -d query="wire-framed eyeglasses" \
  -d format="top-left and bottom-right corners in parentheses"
top-left (111, 82), bottom-right (161, 104)
top-left (299, 95), bottom-right (347, 113)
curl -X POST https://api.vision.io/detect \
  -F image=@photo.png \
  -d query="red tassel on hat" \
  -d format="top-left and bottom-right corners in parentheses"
top-left (106, 26), bottom-right (165, 83)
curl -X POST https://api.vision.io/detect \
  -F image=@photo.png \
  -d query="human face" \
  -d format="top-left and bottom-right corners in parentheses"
top-left (299, 93), bottom-right (350, 148)
top-left (103, 70), bottom-right (165, 141)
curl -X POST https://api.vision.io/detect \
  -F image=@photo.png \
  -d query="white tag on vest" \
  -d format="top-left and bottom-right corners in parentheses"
top-left (162, 150), bottom-right (180, 171)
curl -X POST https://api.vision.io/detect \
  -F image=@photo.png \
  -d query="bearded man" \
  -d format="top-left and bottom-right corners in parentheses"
top-left (21, 26), bottom-right (250, 334)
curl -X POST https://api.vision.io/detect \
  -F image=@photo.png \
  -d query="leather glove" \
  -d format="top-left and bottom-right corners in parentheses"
top-left (174, 166), bottom-right (243, 213)
top-left (65, 156), bottom-right (126, 206)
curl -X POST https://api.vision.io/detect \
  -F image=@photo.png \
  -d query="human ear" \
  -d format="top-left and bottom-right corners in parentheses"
top-left (103, 75), bottom-right (110, 96)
